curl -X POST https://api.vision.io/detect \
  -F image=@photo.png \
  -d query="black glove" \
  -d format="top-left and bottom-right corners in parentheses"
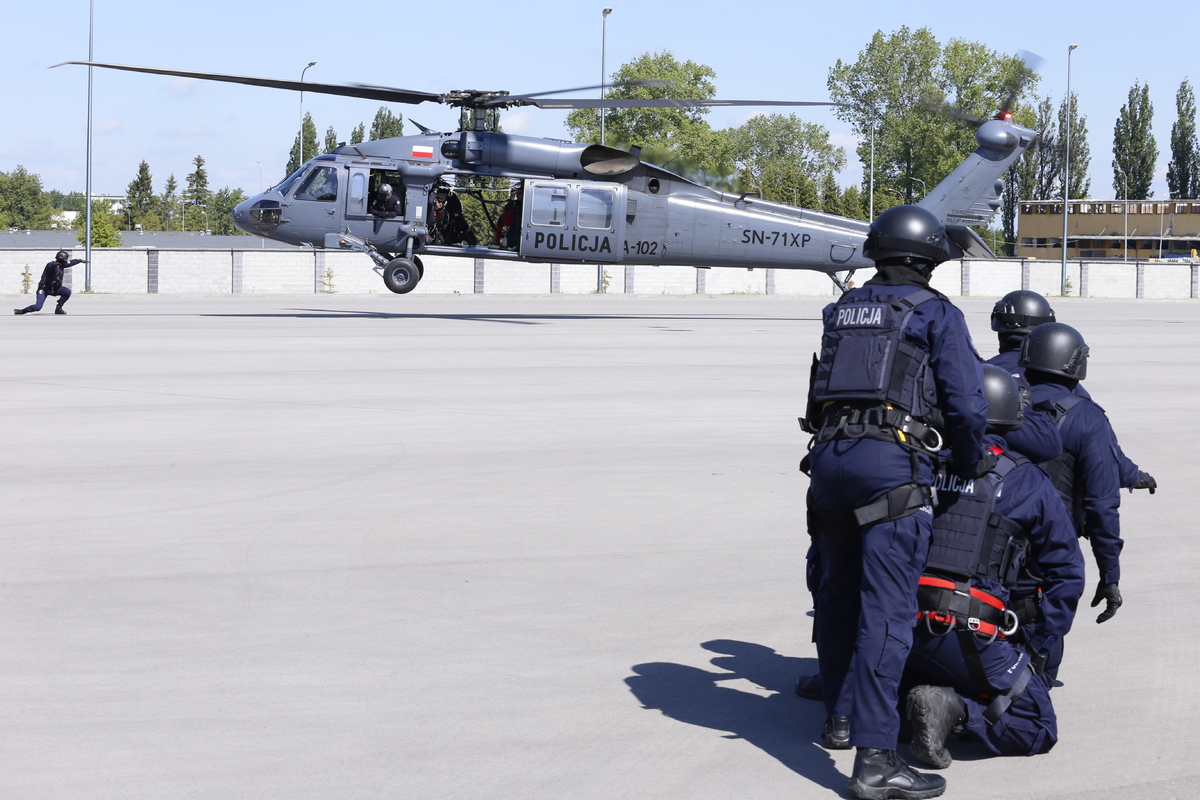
top-left (1091, 582), bottom-right (1122, 624)
top-left (1134, 470), bottom-right (1156, 494)
top-left (955, 451), bottom-right (997, 480)
top-left (1030, 650), bottom-right (1048, 674)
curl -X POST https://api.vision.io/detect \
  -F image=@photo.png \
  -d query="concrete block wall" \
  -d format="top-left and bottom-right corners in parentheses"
top-left (704, 267), bottom-right (767, 295)
top-left (91, 250), bottom-right (151, 294)
top-left (158, 251), bottom-right (234, 294)
top-left (480, 262), bottom-right (552, 294)
top-left (633, 265), bottom-right (698, 295)
top-left (1142, 263), bottom-right (1191, 299)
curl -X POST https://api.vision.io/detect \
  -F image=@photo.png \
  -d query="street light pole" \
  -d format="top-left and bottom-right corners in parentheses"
top-left (869, 123), bottom-right (875, 219)
top-left (299, 61), bottom-right (317, 166)
top-left (600, 8), bottom-right (612, 146)
top-left (1060, 44), bottom-right (1078, 296)
top-left (85, 0), bottom-right (94, 290)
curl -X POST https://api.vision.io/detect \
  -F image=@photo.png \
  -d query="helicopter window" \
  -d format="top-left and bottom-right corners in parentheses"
top-left (578, 187), bottom-right (615, 230)
top-left (349, 173), bottom-right (367, 214)
top-left (295, 167), bottom-right (339, 202)
top-left (276, 167), bottom-right (307, 197)
top-left (531, 186), bottom-right (567, 226)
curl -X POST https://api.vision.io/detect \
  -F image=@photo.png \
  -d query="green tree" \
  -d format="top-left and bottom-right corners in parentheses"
top-left (160, 174), bottom-right (179, 230)
top-left (324, 126), bottom-right (340, 154)
top-left (369, 107), bottom-right (404, 140)
top-left (184, 155), bottom-right (211, 231)
top-left (0, 166), bottom-right (53, 229)
top-left (1113, 81), bottom-right (1158, 199)
top-left (566, 51), bottom-right (718, 161)
top-left (125, 160), bottom-right (155, 229)
top-left (819, 172), bottom-right (844, 215)
top-left (350, 122), bottom-right (365, 144)
top-left (209, 187), bottom-right (249, 235)
top-left (60, 191), bottom-right (88, 212)
top-left (828, 27), bottom-right (1036, 206)
top-left (729, 113), bottom-right (846, 194)
top-left (73, 199), bottom-right (122, 246)
top-left (841, 184), bottom-right (867, 220)
top-left (1057, 92), bottom-right (1090, 198)
top-left (286, 112), bottom-right (321, 174)
top-left (1168, 79), bottom-right (1199, 199)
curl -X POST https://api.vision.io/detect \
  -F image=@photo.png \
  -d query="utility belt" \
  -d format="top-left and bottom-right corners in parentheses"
top-left (808, 482), bottom-right (935, 532)
top-left (916, 575), bottom-right (1019, 643)
top-left (801, 402), bottom-right (943, 455)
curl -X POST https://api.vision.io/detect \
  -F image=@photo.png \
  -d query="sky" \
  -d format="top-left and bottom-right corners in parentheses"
top-left (3, 0), bottom-right (1191, 206)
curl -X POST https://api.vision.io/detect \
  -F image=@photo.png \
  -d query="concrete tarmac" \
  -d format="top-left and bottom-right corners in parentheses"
top-left (1, 294), bottom-right (1195, 799)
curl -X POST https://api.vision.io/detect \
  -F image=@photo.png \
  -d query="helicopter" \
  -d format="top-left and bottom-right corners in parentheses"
top-left (58, 61), bottom-right (1036, 295)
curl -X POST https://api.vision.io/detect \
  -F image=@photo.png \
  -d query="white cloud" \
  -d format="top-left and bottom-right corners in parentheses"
top-left (94, 119), bottom-right (121, 134)
top-left (501, 109), bottom-right (536, 135)
top-left (167, 77), bottom-right (198, 94)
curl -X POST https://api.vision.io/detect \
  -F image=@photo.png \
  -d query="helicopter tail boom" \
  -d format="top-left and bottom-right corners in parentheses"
top-left (918, 118), bottom-right (1036, 232)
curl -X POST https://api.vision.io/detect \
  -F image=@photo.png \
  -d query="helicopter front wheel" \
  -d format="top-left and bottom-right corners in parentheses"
top-left (382, 257), bottom-right (422, 294)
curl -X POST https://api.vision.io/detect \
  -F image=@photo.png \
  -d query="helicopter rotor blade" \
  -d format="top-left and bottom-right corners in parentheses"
top-left (496, 79), bottom-right (670, 104)
top-left (53, 62), bottom-right (444, 105)
top-left (526, 98), bottom-right (848, 110)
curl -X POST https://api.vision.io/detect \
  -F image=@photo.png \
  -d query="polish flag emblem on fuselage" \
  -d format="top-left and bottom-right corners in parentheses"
top-left (412, 146), bottom-right (434, 159)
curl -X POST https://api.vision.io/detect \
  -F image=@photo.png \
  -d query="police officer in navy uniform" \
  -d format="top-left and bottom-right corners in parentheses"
top-left (903, 365), bottom-right (1085, 768)
top-left (802, 205), bottom-right (989, 800)
top-left (987, 290), bottom-right (1154, 492)
top-left (1021, 323), bottom-right (1130, 631)
top-left (15, 250), bottom-right (84, 315)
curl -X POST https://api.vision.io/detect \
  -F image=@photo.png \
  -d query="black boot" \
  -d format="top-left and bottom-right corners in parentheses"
top-left (14, 308), bottom-right (28, 315)
top-left (55, 306), bottom-right (67, 315)
top-left (848, 748), bottom-right (946, 800)
top-left (822, 714), bottom-right (851, 749)
top-left (906, 685), bottom-right (967, 769)
top-left (795, 671), bottom-right (824, 701)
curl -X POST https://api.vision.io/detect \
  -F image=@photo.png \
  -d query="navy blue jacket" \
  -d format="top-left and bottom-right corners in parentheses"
top-left (1029, 381), bottom-right (1126, 584)
top-left (989, 340), bottom-right (1139, 486)
top-left (819, 282), bottom-right (987, 474)
top-left (961, 435), bottom-right (1086, 658)
top-left (38, 259), bottom-right (83, 293)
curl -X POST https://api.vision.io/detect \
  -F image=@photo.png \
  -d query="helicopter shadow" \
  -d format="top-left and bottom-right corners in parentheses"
top-left (200, 309), bottom-right (821, 324)
top-left (625, 639), bottom-right (846, 793)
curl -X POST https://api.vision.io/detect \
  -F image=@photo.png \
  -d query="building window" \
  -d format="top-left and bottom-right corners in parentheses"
top-left (1078, 203), bottom-right (1091, 213)
top-left (1021, 204), bottom-right (1033, 215)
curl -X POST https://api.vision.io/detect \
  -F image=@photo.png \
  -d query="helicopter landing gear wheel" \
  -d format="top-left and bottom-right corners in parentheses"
top-left (382, 257), bottom-right (421, 294)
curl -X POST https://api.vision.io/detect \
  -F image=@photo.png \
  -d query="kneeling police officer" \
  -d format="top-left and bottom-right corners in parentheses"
top-left (802, 205), bottom-right (989, 800)
top-left (15, 250), bottom-right (84, 315)
top-left (903, 365), bottom-right (1084, 768)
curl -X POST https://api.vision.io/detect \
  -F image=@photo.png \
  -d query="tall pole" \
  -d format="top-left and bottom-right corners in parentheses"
top-left (869, 123), bottom-right (875, 219)
top-left (600, 8), bottom-right (612, 146)
top-left (84, 0), bottom-right (94, 290)
top-left (299, 61), bottom-right (317, 167)
top-left (1060, 44), bottom-right (1078, 296)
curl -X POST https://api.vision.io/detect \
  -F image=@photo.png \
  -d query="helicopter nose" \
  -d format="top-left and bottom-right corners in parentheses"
top-left (234, 195), bottom-right (282, 237)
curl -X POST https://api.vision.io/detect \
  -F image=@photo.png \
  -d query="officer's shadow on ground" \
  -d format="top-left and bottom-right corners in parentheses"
top-left (626, 639), bottom-right (846, 793)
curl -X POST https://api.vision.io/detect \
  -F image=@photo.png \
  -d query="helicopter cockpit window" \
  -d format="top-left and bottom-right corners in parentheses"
top-left (530, 186), bottom-right (568, 226)
top-left (578, 187), bottom-right (615, 229)
top-left (295, 167), bottom-right (339, 202)
top-left (276, 167), bottom-right (307, 197)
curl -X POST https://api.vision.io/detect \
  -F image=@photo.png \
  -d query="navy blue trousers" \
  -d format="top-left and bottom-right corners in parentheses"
top-left (21, 287), bottom-right (70, 313)
top-left (906, 627), bottom-right (1058, 756)
top-left (809, 438), bottom-right (933, 751)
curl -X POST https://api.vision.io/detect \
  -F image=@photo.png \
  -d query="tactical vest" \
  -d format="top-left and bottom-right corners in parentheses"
top-left (1037, 394), bottom-right (1087, 535)
top-left (927, 449), bottom-right (1028, 586)
top-left (809, 288), bottom-right (939, 415)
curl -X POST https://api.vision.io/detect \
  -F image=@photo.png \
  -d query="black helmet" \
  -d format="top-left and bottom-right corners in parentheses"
top-left (991, 290), bottom-right (1055, 334)
top-left (55, 250), bottom-right (70, 263)
top-left (377, 183), bottom-right (393, 198)
top-left (1021, 322), bottom-right (1089, 381)
top-left (982, 364), bottom-right (1024, 431)
top-left (862, 205), bottom-right (954, 266)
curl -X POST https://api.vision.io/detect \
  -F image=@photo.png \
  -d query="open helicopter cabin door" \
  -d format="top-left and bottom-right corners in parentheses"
top-left (523, 181), bottom-right (625, 262)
